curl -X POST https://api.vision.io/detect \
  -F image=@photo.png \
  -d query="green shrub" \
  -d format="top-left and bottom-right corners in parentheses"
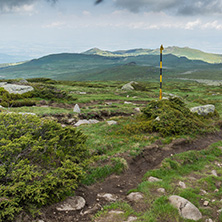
top-left (123, 97), bottom-right (218, 137)
top-left (0, 113), bottom-right (89, 221)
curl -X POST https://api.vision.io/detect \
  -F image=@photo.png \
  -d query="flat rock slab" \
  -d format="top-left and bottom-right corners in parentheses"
top-left (56, 196), bottom-right (86, 211)
top-left (74, 119), bottom-right (99, 126)
top-left (169, 195), bottom-right (202, 221)
top-left (2, 84), bottom-right (34, 94)
top-left (190, 105), bottom-right (215, 115)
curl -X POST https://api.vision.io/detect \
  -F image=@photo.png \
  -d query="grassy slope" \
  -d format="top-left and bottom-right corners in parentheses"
top-left (0, 53), bottom-right (221, 81)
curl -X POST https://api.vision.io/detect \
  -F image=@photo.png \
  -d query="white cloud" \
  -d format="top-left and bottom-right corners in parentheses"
top-left (185, 19), bottom-right (201, 30)
top-left (82, 10), bottom-right (91, 16)
top-left (202, 20), bottom-right (222, 30)
top-left (43, 21), bottom-right (66, 28)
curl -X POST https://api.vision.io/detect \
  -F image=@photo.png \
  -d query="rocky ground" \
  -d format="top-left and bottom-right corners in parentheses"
top-left (16, 130), bottom-right (222, 222)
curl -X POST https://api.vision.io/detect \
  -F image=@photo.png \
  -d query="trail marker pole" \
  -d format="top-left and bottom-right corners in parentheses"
top-left (159, 44), bottom-right (164, 100)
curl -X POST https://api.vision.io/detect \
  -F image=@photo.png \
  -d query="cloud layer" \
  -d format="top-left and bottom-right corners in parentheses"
top-left (114, 0), bottom-right (222, 15)
top-left (0, 0), bottom-right (57, 12)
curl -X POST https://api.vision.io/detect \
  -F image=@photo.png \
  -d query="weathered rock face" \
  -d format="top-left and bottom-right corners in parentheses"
top-left (190, 105), bottom-right (215, 115)
top-left (169, 195), bottom-right (202, 221)
top-left (1, 83), bottom-right (34, 94)
top-left (121, 81), bottom-right (138, 91)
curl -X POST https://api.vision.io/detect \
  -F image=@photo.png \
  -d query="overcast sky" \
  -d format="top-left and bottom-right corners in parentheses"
top-left (0, 0), bottom-right (222, 59)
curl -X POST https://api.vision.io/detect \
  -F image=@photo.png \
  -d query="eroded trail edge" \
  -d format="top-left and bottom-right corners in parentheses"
top-left (39, 131), bottom-right (222, 222)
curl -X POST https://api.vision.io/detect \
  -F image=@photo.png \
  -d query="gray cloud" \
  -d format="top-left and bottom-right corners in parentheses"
top-left (0, 0), bottom-right (57, 12)
top-left (114, 0), bottom-right (222, 15)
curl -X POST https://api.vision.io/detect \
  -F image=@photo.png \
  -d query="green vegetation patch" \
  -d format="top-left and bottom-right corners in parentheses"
top-left (124, 97), bottom-right (218, 137)
top-left (0, 113), bottom-right (89, 221)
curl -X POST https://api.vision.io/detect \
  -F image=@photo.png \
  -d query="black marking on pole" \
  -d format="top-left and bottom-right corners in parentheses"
top-left (160, 45), bottom-right (164, 100)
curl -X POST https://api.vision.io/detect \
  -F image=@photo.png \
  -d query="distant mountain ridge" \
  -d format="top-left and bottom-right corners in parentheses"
top-left (83, 46), bottom-right (222, 64)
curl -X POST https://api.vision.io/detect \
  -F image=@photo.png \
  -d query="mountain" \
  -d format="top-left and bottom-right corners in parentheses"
top-left (83, 46), bottom-right (222, 64)
top-left (0, 52), bottom-right (221, 81)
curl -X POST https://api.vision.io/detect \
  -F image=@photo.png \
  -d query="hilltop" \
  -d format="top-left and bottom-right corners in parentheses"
top-left (84, 46), bottom-right (222, 64)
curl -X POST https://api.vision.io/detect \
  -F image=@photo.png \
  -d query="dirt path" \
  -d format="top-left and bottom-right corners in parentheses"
top-left (35, 131), bottom-right (222, 222)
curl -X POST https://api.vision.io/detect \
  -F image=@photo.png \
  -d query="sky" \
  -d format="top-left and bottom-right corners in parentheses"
top-left (0, 0), bottom-right (222, 59)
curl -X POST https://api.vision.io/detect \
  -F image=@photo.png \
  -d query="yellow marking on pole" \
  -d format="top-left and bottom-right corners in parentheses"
top-left (160, 89), bottom-right (162, 99)
top-left (160, 75), bottom-right (162, 82)
top-left (160, 44), bottom-right (164, 53)
top-left (160, 61), bottom-right (162, 69)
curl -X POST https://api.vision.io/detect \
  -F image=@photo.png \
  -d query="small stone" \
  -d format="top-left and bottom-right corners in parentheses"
top-left (73, 104), bottom-right (81, 113)
top-left (124, 101), bottom-right (132, 104)
top-left (155, 116), bottom-right (160, 121)
top-left (148, 176), bottom-right (162, 182)
top-left (214, 189), bottom-right (219, 192)
top-left (134, 107), bottom-right (140, 112)
top-left (200, 189), bottom-right (207, 195)
top-left (203, 201), bottom-right (209, 206)
top-left (97, 193), bottom-right (118, 202)
top-left (178, 181), bottom-right (186, 189)
top-left (109, 210), bottom-right (124, 215)
top-left (124, 216), bottom-right (138, 222)
top-left (212, 199), bottom-right (216, 202)
top-left (205, 219), bottom-right (213, 222)
top-left (127, 192), bottom-right (143, 202)
top-left (79, 92), bottom-right (87, 95)
top-left (107, 120), bottom-right (118, 125)
top-left (56, 196), bottom-right (86, 211)
top-left (157, 188), bottom-right (165, 193)
top-left (211, 170), bottom-right (218, 177)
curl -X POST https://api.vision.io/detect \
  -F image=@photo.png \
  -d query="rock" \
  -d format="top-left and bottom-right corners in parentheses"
top-left (2, 84), bottom-right (34, 94)
top-left (123, 216), bottom-right (138, 222)
top-left (205, 219), bottom-right (213, 222)
top-left (83, 203), bottom-right (102, 215)
top-left (124, 101), bottom-right (132, 104)
top-left (107, 120), bottom-right (117, 125)
top-left (97, 193), bottom-right (118, 202)
top-left (157, 188), bottom-right (165, 193)
top-left (121, 81), bottom-right (138, 91)
top-left (127, 192), bottom-right (143, 202)
top-left (203, 201), bottom-right (209, 206)
top-left (155, 116), bottom-right (160, 121)
top-left (73, 104), bottom-right (81, 113)
top-left (109, 210), bottom-right (124, 215)
top-left (178, 181), bottom-right (186, 189)
top-left (134, 107), bottom-right (140, 112)
top-left (106, 102), bottom-right (113, 105)
top-left (169, 195), bottom-right (202, 221)
top-left (56, 196), bottom-right (86, 211)
top-left (190, 105), bottom-right (215, 115)
top-left (148, 176), bottom-right (162, 182)
top-left (79, 92), bottom-right (87, 95)
top-left (211, 170), bottom-right (218, 177)
top-left (200, 189), bottom-right (208, 195)
top-left (74, 119), bottom-right (99, 126)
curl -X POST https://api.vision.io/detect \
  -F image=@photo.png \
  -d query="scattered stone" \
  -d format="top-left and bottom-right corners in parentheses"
top-left (83, 203), bottom-right (102, 215)
top-left (169, 195), bottom-right (202, 221)
top-left (121, 81), bottom-right (138, 91)
top-left (74, 119), bottom-right (99, 126)
top-left (148, 176), bottom-right (162, 182)
top-left (211, 170), bottom-right (218, 177)
top-left (214, 189), bottom-right (219, 192)
top-left (107, 120), bottom-right (118, 125)
top-left (97, 193), bottom-right (118, 202)
top-left (0, 105), bottom-right (5, 109)
top-left (203, 201), bottom-right (209, 206)
top-left (56, 196), bottom-right (86, 211)
top-left (73, 104), bottom-right (81, 113)
top-left (79, 92), bottom-right (87, 95)
top-left (155, 116), bottom-right (160, 121)
top-left (38, 220), bottom-right (45, 222)
top-left (127, 192), bottom-right (144, 202)
top-left (190, 105), bottom-right (215, 116)
top-left (200, 189), bottom-right (208, 195)
top-left (106, 102), bottom-right (113, 105)
top-left (124, 101), bottom-right (132, 105)
top-left (157, 188), bottom-right (165, 193)
top-left (126, 95), bottom-right (129, 98)
top-left (123, 216), bottom-right (138, 222)
top-left (134, 107), bottom-right (140, 112)
top-left (109, 210), bottom-right (124, 215)
top-left (205, 219), bottom-right (213, 222)
top-left (1, 84), bottom-right (34, 94)
top-left (178, 181), bottom-right (186, 189)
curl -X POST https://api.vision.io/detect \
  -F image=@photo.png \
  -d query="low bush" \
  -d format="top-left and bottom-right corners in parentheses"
top-left (0, 113), bottom-right (89, 221)
top-left (124, 97), bottom-right (218, 137)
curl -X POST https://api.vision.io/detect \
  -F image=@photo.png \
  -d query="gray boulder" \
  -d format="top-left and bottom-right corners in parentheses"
top-left (127, 192), bottom-right (143, 202)
top-left (190, 105), bottom-right (215, 115)
top-left (1, 84), bottom-right (34, 94)
top-left (56, 196), bottom-right (86, 211)
top-left (73, 104), bottom-right (81, 113)
top-left (121, 81), bottom-right (138, 91)
top-left (74, 119), bottom-right (99, 126)
top-left (169, 195), bottom-right (202, 221)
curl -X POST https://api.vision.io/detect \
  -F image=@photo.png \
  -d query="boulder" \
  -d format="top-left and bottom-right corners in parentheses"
top-left (74, 119), bottom-right (99, 126)
top-left (190, 105), bottom-right (215, 115)
top-left (56, 196), bottom-right (86, 211)
top-left (1, 84), bottom-right (34, 94)
top-left (121, 81), bottom-right (138, 91)
top-left (97, 193), bottom-right (118, 202)
top-left (169, 195), bottom-right (202, 221)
